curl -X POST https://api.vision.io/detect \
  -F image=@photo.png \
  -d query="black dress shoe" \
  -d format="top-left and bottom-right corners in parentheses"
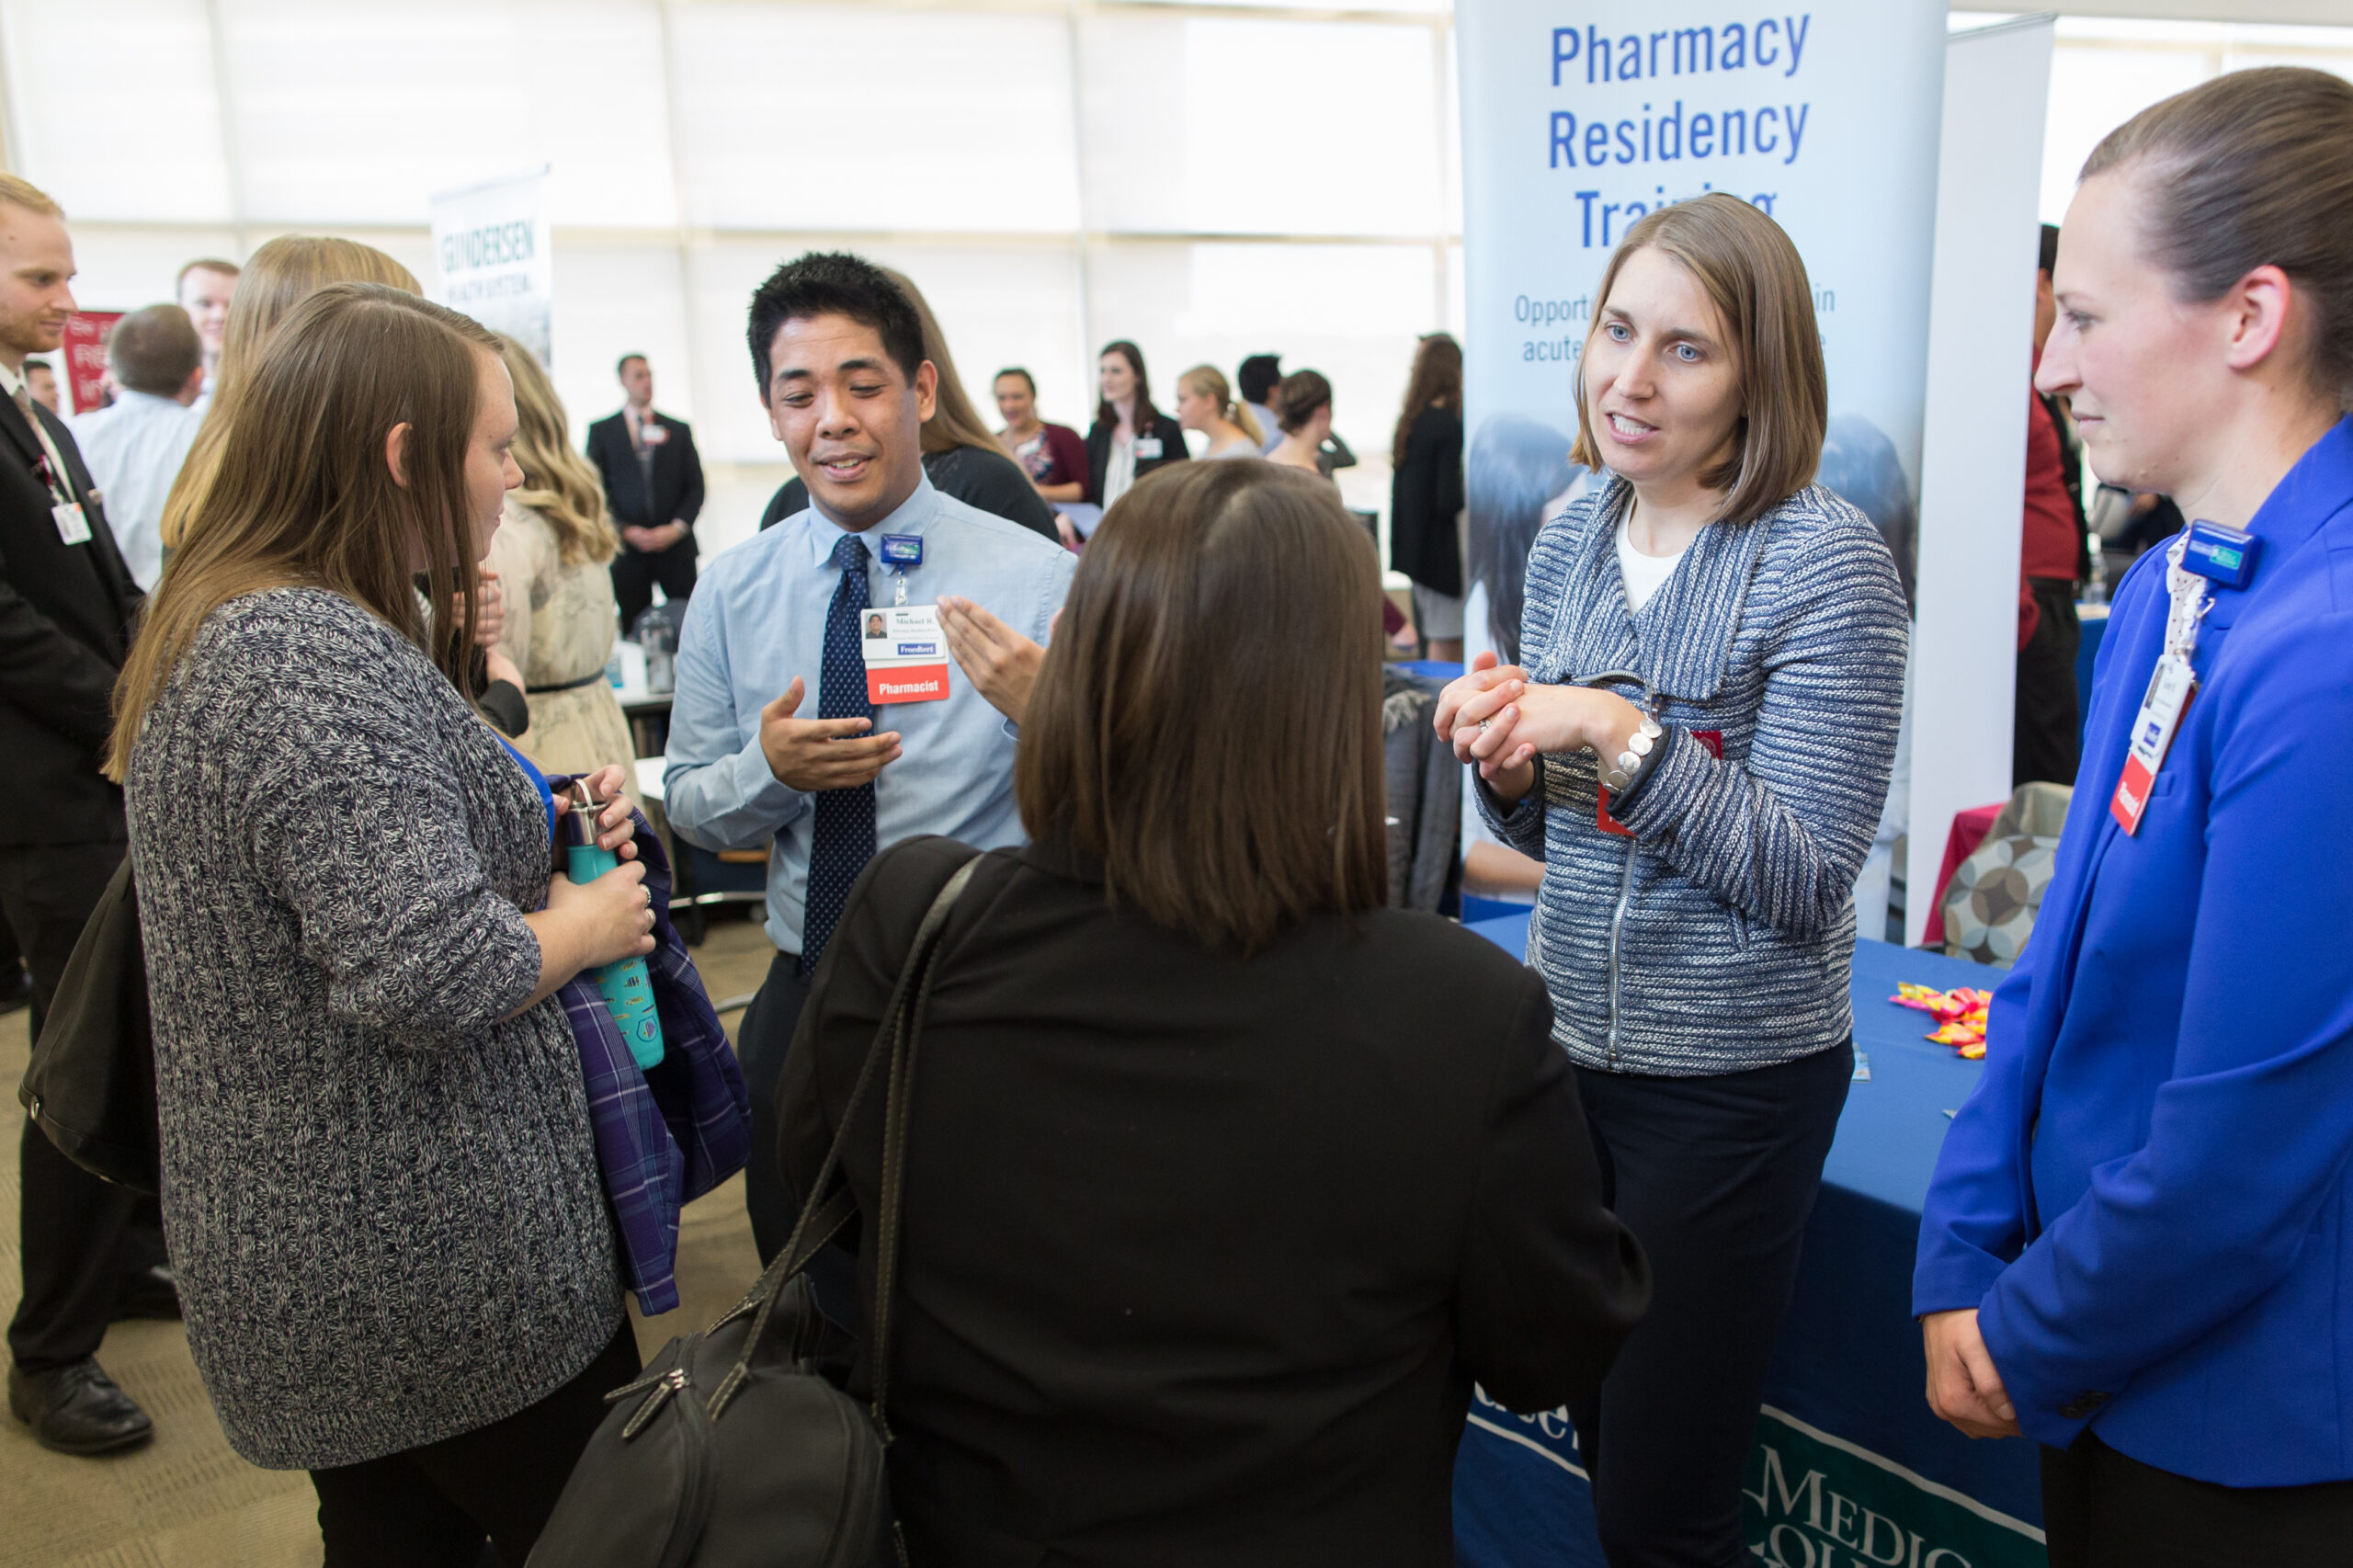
top-left (113, 1264), bottom-right (182, 1322)
top-left (0, 965), bottom-right (28, 1016)
top-left (8, 1358), bottom-right (153, 1455)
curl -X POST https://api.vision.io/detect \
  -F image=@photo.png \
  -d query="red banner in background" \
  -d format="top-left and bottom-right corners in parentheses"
top-left (60, 312), bottom-right (122, 415)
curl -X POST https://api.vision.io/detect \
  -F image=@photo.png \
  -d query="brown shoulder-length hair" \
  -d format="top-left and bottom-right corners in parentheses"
top-left (1017, 461), bottom-right (1387, 953)
top-left (1392, 332), bottom-right (1462, 467)
top-left (108, 284), bottom-right (501, 781)
top-left (161, 236), bottom-right (422, 551)
top-left (1571, 193), bottom-right (1825, 527)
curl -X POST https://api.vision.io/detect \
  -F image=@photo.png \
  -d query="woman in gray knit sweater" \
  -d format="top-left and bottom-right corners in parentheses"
top-left (1438, 196), bottom-right (1908, 1568)
top-left (106, 284), bottom-right (657, 1565)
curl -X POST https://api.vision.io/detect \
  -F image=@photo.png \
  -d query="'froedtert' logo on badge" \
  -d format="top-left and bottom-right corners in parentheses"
top-left (861, 605), bottom-right (950, 705)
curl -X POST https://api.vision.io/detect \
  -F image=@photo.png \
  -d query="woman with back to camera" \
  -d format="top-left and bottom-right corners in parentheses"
top-left (1436, 193), bottom-right (1908, 1568)
top-left (1265, 368), bottom-right (1335, 475)
top-left (1391, 332), bottom-right (1469, 661)
top-left (1269, 369), bottom-right (1413, 644)
top-left (1175, 363), bottom-right (1264, 460)
top-left (109, 284), bottom-right (654, 1566)
top-left (1915, 69), bottom-right (2353, 1563)
top-left (781, 460), bottom-right (1650, 1567)
top-left (761, 270), bottom-right (1060, 542)
top-left (482, 334), bottom-right (640, 802)
top-left (1083, 339), bottom-right (1188, 513)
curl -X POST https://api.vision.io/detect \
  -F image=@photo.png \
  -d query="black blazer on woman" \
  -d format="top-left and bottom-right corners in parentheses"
top-left (1082, 409), bottom-right (1189, 507)
top-left (781, 835), bottom-right (1649, 1568)
top-left (1390, 403), bottom-right (1466, 597)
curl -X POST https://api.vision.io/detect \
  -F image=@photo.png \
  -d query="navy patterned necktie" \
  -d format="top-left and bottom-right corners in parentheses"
top-left (800, 532), bottom-right (877, 975)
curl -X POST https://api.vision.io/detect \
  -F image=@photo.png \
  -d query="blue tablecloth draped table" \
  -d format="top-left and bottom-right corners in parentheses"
top-left (1451, 916), bottom-right (2049, 1568)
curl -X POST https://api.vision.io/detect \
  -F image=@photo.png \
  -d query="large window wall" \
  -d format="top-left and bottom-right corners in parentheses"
top-left (1, 0), bottom-right (1462, 553)
top-left (6, 3), bottom-right (2349, 555)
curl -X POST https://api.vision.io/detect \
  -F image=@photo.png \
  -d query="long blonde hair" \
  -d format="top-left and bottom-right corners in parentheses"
top-left (497, 335), bottom-right (615, 565)
top-left (160, 236), bottom-right (421, 551)
top-left (1178, 364), bottom-right (1263, 446)
top-left (109, 285), bottom-right (502, 781)
top-left (881, 267), bottom-right (1001, 457)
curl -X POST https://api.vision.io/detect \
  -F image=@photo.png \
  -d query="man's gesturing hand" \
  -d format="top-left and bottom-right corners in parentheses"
top-left (759, 676), bottom-right (902, 792)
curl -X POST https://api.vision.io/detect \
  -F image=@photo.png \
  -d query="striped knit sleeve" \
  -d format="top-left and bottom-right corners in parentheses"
top-left (1607, 515), bottom-right (1908, 937)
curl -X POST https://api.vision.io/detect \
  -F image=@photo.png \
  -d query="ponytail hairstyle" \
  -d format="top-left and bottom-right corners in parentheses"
top-left (1392, 332), bottom-right (1463, 467)
top-left (1179, 363), bottom-right (1262, 446)
top-left (2081, 66), bottom-right (2353, 411)
top-left (1274, 369), bottom-right (1333, 436)
top-left (110, 285), bottom-right (502, 780)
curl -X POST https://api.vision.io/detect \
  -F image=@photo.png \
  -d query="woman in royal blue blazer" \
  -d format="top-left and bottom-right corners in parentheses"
top-left (1915, 68), bottom-right (2353, 1563)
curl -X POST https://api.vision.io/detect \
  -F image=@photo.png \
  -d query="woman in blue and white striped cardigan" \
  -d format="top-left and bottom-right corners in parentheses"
top-left (1438, 195), bottom-right (1907, 1568)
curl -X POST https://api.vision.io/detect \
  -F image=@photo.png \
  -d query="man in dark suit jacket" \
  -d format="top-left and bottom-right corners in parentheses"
top-left (585, 353), bottom-right (705, 635)
top-left (0, 176), bottom-right (162, 1456)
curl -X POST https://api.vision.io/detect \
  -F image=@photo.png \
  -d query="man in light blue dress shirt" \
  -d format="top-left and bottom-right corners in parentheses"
top-left (665, 251), bottom-right (1074, 1259)
top-left (68, 304), bottom-right (204, 590)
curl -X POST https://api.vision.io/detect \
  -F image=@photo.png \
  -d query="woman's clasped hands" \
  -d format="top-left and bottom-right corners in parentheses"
top-left (1433, 652), bottom-right (1646, 805)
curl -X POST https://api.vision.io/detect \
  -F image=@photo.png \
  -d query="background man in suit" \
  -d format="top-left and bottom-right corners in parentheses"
top-left (0, 174), bottom-right (163, 1457)
top-left (587, 353), bottom-right (704, 634)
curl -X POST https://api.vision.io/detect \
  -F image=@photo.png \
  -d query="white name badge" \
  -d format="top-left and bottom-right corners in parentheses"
top-left (52, 501), bottom-right (90, 545)
top-left (860, 604), bottom-right (950, 705)
top-left (639, 423), bottom-right (668, 446)
top-left (1134, 437), bottom-right (1163, 460)
top-left (2110, 653), bottom-right (2196, 836)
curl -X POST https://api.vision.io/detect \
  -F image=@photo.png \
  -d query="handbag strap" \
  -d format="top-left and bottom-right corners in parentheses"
top-left (713, 853), bottom-right (981, 1415)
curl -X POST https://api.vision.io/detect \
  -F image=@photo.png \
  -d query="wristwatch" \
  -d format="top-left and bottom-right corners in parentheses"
top-left (1600, 717), bottom-right (1666, 793)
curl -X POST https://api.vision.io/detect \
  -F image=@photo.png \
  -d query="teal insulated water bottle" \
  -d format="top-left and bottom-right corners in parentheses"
top-left (563, 782), bottom-right (665, 1071)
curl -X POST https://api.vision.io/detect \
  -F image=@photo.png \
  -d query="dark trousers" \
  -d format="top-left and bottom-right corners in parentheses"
top-left (2015, 576), bottom-right (2081, 788)
top-left (2042, 1431), bottom-right (2353, 1568)
top-left (609, 543), bottom-right (697, 639)
top-left (309, 1319), bottom-right (641, 1568)
top-left (1568, 1041), bottom-right (1854, 1568)
top-left (1, 841), bottom-right (142, 1372)
top-left (735, 951), bottom-right (813, 1266)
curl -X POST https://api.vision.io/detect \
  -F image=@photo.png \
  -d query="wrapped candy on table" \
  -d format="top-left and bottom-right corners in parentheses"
top-left (1893, 983), bottom-right (1993, 1056)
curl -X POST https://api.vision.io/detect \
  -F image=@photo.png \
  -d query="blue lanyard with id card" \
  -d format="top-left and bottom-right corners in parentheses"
top-left (2110, 520), bottom-right (2258, 835)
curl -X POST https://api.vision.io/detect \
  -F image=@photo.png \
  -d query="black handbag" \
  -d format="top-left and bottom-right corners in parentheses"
top-left (17, 853), bottom-right (159, 1194)
top-left (529, 851), bottom-right (982, 1568)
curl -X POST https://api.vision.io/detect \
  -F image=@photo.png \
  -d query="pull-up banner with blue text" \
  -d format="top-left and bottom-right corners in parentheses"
top-left (1455, 1), bottom-right (1946, 666)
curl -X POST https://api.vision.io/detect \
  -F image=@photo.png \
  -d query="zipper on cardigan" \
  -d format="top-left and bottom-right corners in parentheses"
top-left (1601, 683), bottom-right (1661, 1067)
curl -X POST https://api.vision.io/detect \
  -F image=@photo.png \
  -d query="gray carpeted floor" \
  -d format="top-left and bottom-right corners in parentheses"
top-left (0, 911), bottom-right (777, 1568)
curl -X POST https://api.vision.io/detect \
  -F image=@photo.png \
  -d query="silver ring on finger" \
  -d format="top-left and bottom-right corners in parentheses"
top-left (1478, 719), bottom-right (1491, 731)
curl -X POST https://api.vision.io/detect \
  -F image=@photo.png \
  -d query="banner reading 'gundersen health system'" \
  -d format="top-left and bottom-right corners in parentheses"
top-left (430, 165), bottom-right (554, 368)
top-left (1455, 0), bottom-right (1946, 667)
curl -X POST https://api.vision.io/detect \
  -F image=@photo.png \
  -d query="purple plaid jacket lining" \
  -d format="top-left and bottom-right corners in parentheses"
top-left (547, 779), bottom-right (751, 1315)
